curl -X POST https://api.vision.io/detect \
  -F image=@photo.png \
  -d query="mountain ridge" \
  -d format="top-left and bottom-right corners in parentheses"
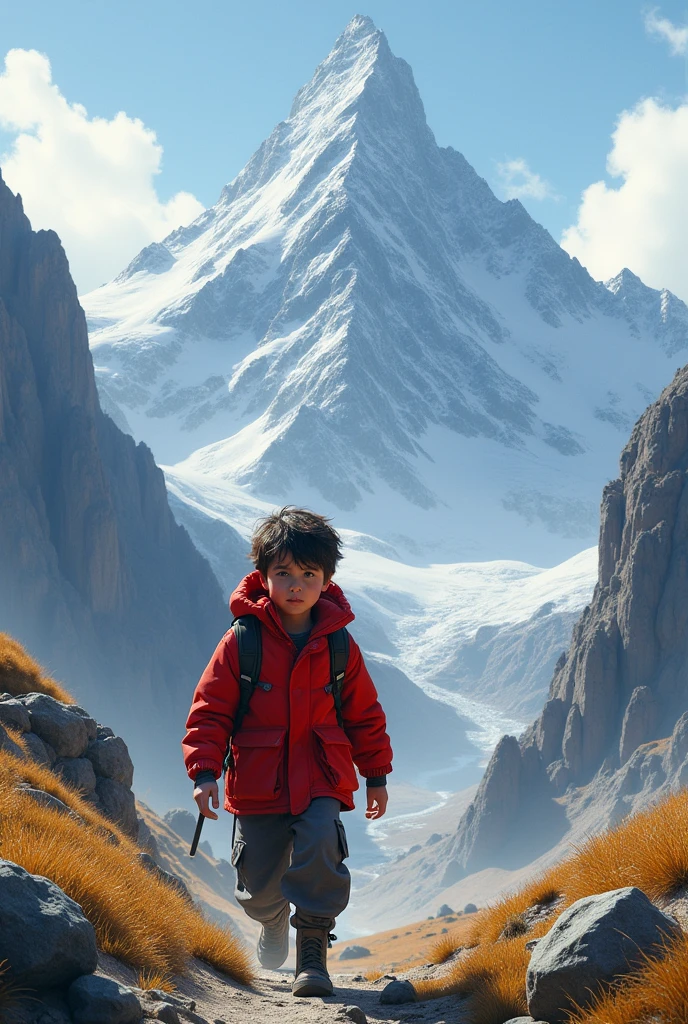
top-left (84, 15), bottom-right (688, 565)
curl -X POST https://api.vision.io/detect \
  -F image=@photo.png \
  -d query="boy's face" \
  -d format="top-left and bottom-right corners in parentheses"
top-left (261, 555), bottom-right (329, 623)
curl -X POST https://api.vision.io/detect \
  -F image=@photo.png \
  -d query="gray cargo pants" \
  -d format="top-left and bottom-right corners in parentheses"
top-left (231, 797), bottom-right (351, 931)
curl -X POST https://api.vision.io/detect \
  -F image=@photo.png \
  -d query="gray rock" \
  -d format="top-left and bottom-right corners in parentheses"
top-left (54, 756), bottom-right (97, 794)
top-left (527, 886), bottom-right (680, 1023)
top-left (504, 1019), bottom-right (548, 1024)
top-left (337, 1007), bottom-right (367, 1024)
top-left (0, 697), bottom-right (31, 733)
top-left (463, 903), bottom-right (478, 914)
top-left (0, 859), bottom-right (97, 988)
top-left (68, 975), bottom-right (142, 1024)
top-left (144, 1003), bottom-right (180, 1024)
top-left (436, 903), bottom-right (454, 917)
top-left (18, 786), bottom-right (81, 819)
top-left (338, 945), bottom-right (372, 960)
top-left (4, 989), bottom-right (72, 1024)
top-left (379, 979), bottom-right (416, 1004)
top-left (619, 686), bottom-right (658, 764)
top-left (137, 814), bottom-right (160, 859)
top-left (97, 725), bottom-right (115, 739)
top-left (0, 721), bottom-right (25, 759)
top-left (64, 705), bottom-right (98, 742)
top-left (20, 694), bottom-right (89, 758)
top-left (86, 735), bottom-right (134, 786)
top-left (22, 731), bottom-right (57, 766)
top-left (163, 807), bottom-right (197, 843)
top-left (665, 711), bottom-right (688, 776)
top-left (96, 777), bottom-right (138, 837)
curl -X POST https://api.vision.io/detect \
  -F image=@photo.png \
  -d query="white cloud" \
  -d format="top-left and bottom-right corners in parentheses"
top-left (0, 49), bottom-right (204, 293)
top-left (496, 158), bottom-right (560, 201)
top-left (561, 97), bottom-right (688, 301)
top-left (644, 8), bottom-right (688, 56)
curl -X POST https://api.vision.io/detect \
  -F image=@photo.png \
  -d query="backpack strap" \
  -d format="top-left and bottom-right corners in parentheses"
top-left (223, 614), bottom-right (262, 773)
top-left (328, 627), bottom-right (350, 728)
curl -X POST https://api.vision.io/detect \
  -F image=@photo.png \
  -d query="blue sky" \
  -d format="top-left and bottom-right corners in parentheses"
top-left (1, 1), bottom-right (687, 293)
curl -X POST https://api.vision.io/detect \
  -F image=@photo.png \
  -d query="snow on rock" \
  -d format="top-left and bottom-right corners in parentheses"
top-left (83, 15), bottom-right (688, 567)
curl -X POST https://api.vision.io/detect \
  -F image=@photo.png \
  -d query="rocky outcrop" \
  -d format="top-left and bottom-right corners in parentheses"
top-left (0, 171), bottom-right (227, 805)
top-left (2, 690), bottom-right (138, 835)
top-left (0, 860), bottom-right (98, 988)
top-left (526, 887), bottom-right (680, 1022)
top-left (448, 366), bottom-right (688, 874)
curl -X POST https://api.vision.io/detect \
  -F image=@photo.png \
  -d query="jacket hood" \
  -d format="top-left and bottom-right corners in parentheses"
top-left (229, 570), bottom-right (354, 638)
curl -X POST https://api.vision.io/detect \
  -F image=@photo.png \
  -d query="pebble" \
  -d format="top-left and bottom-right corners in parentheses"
top-left (337, 1007), bottom-right (367, 1024)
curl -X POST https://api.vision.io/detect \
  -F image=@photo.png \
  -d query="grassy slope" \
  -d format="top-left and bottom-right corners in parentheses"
top-left (406, 788), bottom-right (688, 1023)
top-left (0, 634), bottom-right (255, 989)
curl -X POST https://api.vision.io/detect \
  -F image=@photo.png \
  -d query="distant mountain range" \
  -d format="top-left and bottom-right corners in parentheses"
top-left (0, 169), bottom-right (227, 808)
top-left (84, 15), bottom-right (688, 567)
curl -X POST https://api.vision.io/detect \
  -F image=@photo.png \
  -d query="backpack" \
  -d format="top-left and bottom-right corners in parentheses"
top-left (223, 615), bottom-right (350, 773)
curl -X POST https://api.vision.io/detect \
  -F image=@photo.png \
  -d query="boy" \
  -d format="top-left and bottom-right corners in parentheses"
top-left (182, 507), bottom-right (393, 997)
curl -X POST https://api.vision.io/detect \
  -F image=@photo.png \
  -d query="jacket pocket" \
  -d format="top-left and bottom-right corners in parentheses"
top-left (229, 728), bottom-right (286, 801)
top-left (313, 724), bottom-right (359, 792)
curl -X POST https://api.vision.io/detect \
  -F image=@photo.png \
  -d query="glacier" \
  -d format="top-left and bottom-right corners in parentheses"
top-left (80, 16), bottom-right (686, 829)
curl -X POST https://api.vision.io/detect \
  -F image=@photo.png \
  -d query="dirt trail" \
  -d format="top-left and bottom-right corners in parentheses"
top-left (101, 954), bottom-right (465, 1024)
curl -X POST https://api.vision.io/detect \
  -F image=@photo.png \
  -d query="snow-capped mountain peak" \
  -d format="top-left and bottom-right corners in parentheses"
top-left (83, 16), bottom-right (688, 565)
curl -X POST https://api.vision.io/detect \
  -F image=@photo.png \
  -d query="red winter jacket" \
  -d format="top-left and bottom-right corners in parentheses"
top-left (182, 571), bottom-right (393, 815)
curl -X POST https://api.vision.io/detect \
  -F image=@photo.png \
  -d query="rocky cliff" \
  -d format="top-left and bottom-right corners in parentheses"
top-left (0, 170), bottom-right (227, 807)
top-left (442, 364), bottom-right (688, 877)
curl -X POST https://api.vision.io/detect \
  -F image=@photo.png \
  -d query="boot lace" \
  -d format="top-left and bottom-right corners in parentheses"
top-left (299, 932), bottom-right (337, 970)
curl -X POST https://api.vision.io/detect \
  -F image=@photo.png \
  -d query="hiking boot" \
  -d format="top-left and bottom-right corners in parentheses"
top-left (257, 904), bottom-right (290, 969)
top-left (292, 924), bottom-right (335, 997)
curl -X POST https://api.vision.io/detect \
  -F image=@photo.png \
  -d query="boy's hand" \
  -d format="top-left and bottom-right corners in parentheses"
top-left (365, 785), bottom-right (388, 820)
top-left (194, 779), bottom-right (219, 820)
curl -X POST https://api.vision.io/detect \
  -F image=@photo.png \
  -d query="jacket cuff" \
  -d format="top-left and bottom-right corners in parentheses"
top-left (358, 763), bottom-right (393, 778)
top-left (187, 760), bottom-right (221, 781)
top-left (365, 775), bottom-right (387, 787)
top-left (193, 769), bottom-right (218, 787)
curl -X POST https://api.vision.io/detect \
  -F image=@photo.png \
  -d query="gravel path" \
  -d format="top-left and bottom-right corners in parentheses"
top-left (100, 954), bottom-right (465, 1024)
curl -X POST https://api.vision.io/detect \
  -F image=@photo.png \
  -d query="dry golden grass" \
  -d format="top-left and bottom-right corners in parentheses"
top-left (137, 970), bottom-right (175, 992)
top-left (427, 930), bottom-right (470, 965)
top-left (0, 634), bottom-right (74, 704)
top-left (413, 789), bottom-right (688, 1022)
top-left (363, 967), bottom-right (386, 982)
top-left (0, 744), bottom-right (254, 986)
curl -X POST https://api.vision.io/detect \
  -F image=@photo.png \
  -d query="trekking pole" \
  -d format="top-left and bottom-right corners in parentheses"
top-left (189, 811), bottom-right (205, 857)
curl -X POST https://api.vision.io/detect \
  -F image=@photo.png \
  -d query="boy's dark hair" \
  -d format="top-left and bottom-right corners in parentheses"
top-left (250, 506), bottom-right (343, 581)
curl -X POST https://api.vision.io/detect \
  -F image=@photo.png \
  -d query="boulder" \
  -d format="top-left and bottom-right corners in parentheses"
top-left (20, 694), bottom-right (89, 758)
top-left (0, 697), bottom-right (31, 733)
top-left (64, 705), bottom-right (98, 742)
top-left (3, 988), bottom-right (72, 1023)
top-left (22, 731), bottom-right (57, 766)
top-left (0, 721), bottom-right (25, 759)
top-left (68, 975), bottom-right (142, 1024)
top-left (379, 980), bottom-right (416, 1005)
top-left (436, 903), bottom-right (454, 917)
top-left (54, 756), bottom-right (97, 795)
top-left (526, 887), bottom-right (680, 1023)
top-left (463, 903), bottom-right (478, 914)
top-left (338, 945), bottom-right (372, 960)
top-left (0, 860), bottom-right (97, 988)
top-left (96, 777), bottom-right (138, 837)
top-left (85, 736), bottom-right (134, 787)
